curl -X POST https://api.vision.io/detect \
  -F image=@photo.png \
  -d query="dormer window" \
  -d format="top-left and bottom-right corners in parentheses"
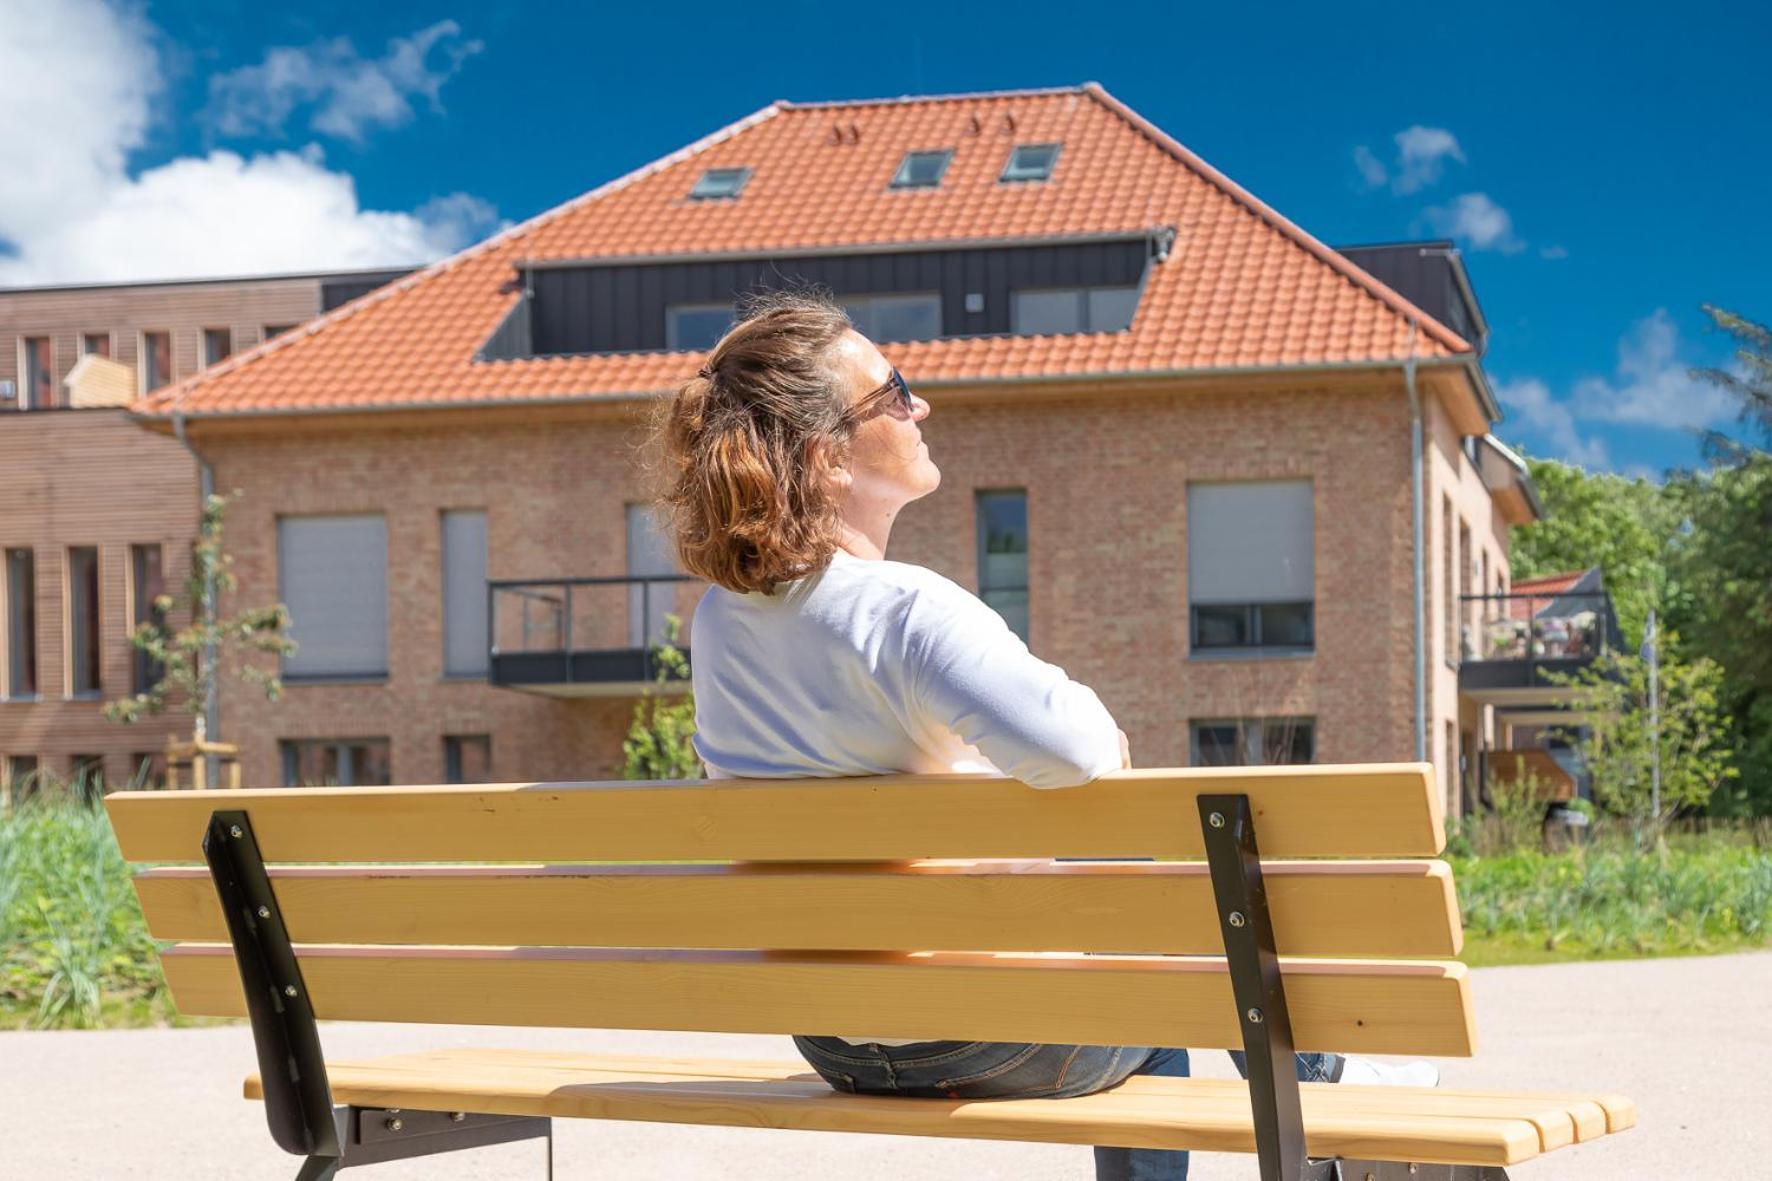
top-left (1000, 143), bottom-right (1060, 183)
top-left (891, 149), bottom-right (953, 189)
top-left (689, 167), bottom-right (751, 201)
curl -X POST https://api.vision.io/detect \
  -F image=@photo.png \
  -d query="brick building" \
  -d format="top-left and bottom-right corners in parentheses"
top-left (131, 85), bottom-right (1585, 816)
top-left (0, 268), bottom-right (406, 804)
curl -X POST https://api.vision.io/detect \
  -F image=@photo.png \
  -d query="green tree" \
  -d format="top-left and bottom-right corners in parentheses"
top-left (621, 615), bottom-right (701, 780)
top-left (1553, 644), bottom-right (1736, 830)
top-left (104, 492), bottom-right (295, 750)
top-left (1667, 304), bottom-right (1772, 812)
top-left (1505, 455), bottom-right (1676, 647)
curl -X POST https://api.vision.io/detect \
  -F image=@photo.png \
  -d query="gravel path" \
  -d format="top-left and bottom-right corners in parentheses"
top-left (6, 951), bottom-right (1763, 1179)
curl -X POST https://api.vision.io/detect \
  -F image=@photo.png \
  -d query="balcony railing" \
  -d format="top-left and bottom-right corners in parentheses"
top-left (487, 574), bottom-right (704, 696)
top-left (1458, 591), bottom-right (1623, 694)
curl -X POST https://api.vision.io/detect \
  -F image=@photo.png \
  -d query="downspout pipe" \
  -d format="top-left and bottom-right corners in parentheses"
top-left (1403, 321), bottom-right (1427, 762)
top-left (171, 409), bottom-right (221, 774)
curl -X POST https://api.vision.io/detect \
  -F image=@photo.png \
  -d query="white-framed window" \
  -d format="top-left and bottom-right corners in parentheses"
top-left (1010, 286), bottom-right (1139, 335)
top-left (5, 548), bottom-right (37, 698)
top-left (278, 514), bottom-right (388, 680)
top-left (21, 336), bottom-right (54, 409)
top-left (891, 149), bottom-right (953, 189)
top-left (1187, 480), bottom-right (1315, 655)
top-left (441, 510), bottom-right (488, 677)
top-left (1001, 143), bottom-right (1061, 183)
top-left (67, 546), bottom-right (101, 696)
top-left (140, 330), bottom-right (172, 391)
top-left (666, 303), bottom-right (736, 351)
top-left (844, 293), bottom-right (941, 343)
top-left (202, 327), bottom-right (232, 367)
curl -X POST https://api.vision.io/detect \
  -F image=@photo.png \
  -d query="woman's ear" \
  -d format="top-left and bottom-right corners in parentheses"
top-left (806, 436), bottom-right (853, 492)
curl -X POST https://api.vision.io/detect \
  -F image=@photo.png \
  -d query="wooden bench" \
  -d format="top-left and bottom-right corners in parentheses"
top-left (107, 763), bottom-right (1634, 1180)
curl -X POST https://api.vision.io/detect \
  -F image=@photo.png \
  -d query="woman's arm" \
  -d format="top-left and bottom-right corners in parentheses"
top-left (907, 589), bottom-right (1125, 789)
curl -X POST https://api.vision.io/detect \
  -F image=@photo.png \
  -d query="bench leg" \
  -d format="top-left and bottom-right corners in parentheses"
top-left (293, 1156), bottom-right (341, 1181)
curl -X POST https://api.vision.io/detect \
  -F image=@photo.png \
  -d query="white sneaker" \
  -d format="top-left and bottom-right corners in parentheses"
top-left (1338, 1057), bottom-right (1440, 1087)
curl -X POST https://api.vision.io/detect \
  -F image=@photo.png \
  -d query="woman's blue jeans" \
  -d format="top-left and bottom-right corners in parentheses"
top-left (794, 1036), bottom-right (1342, 1181)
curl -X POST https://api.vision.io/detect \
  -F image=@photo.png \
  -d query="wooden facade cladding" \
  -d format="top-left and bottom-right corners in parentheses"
top-left (0, 411), bottom-right (199, 785)
top-left (0, 272), bottom-right (405, 411)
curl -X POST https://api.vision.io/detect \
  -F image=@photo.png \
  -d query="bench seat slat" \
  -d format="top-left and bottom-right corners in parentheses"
top-left (103, 764), bottom-right (1443, 863)
top-left (242, 1049), bottom-right (1574, 1166)
top-left (162, 944), bottom-right (1477, 1057)
top-left (132, 859), bottom-right (1463, 958)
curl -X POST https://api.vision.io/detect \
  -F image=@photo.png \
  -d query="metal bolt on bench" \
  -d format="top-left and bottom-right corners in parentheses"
top-left (203, 810), bottom-right (554, 1180)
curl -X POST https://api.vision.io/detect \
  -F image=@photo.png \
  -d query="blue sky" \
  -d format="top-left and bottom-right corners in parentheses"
top-left (4, 1), bottom-right (1763, 475)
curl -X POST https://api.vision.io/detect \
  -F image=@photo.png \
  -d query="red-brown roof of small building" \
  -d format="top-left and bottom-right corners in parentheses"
top-left (140, 83), bottom-right (1470, 419)
top-left (1511, 570), bottom-right (1591, 597)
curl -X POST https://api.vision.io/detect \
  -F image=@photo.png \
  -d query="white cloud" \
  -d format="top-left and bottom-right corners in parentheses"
top-left (1495, 376), bottom-right (1611, 469)
top-left (0, 1), bottom-right (500, 285)
top-left (205, 20), bottom-right (483, 145)
top-left (1391, 126), bottom-right (1465, 194)
top-left (1353, 144), bottom-right (1389, 189)
top-left (1420, 192), bottom-right (1525, 254)
top-left (1572, 309), bottom-right (1736, 431)
top-left (0, 0), bottom-right (158, 251)
top-left (1495, 311), bottom-right (1740, 470)
top-left (1540, 245), bottom-right (1569, 260)
top-left (1353, 125), bottom-right (1464, 194)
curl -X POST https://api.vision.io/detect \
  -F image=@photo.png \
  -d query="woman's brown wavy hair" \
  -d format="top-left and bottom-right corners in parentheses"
top-left (658, 290), bottom-right (871, 595)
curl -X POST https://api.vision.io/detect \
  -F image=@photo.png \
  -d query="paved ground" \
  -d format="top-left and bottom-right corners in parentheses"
top-left (6, 951), bottom-right (1764, 1179)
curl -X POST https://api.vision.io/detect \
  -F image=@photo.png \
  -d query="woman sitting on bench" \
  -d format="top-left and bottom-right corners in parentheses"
top-left (658, 292), bottom-right (1432, 1181)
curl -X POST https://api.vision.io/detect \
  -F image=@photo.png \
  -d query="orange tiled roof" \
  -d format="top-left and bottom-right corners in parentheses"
top-left (140, 83), bottom-right (1470, 418)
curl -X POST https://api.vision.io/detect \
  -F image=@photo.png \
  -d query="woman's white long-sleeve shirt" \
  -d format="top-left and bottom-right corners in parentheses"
top-left (689, 550), bottom-right (1122, 790)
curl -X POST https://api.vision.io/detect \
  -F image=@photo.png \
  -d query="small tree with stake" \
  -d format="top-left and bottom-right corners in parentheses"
top-left (621, 614), bottom-right (700, 780)
top-left (105, 492), bottom-right (295, 780)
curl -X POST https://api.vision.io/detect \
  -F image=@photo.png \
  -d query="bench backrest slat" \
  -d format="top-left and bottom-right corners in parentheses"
top-left (108, 763), bottom-right (1475, 1060)
top-left (104, 764), bottom-right (1444, 863)
top-left (133, 859), bottom-right (1463, 959)
top-left (158, 944), bottom-right (1476, 1057)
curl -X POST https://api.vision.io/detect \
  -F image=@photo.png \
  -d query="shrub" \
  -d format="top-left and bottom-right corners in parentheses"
top-left (0, 794), bottom-right (166, 1028)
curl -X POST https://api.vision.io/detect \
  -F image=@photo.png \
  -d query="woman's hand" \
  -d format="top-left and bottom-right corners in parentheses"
top-left (1117, 729), bottom-right (1132, 769)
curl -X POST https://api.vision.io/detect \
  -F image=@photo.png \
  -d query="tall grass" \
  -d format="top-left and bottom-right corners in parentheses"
top-left (0, 797), bottom-right (167, 1029)
top-left (1449, 812), bottom-right (1772, 963)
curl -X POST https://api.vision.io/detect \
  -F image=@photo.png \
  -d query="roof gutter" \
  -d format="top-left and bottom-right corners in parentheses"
top-left (132, 354), bottom-right (1485, 423)
top-left (1404, 320), bottom-right (1428, 765)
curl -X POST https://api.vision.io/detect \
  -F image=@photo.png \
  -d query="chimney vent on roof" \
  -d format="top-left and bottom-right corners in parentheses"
top-left (967, 114), bottom-right (981, 135)
top-left (1003, 113), bottom-right (1017, 133)
top-left (849, 122), bottom-right (861, 143)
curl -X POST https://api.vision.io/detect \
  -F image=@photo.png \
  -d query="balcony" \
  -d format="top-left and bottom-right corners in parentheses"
top-left (1458, 590), bottom-right (1623, 717)
top-left (488, 575), bottom-right (704, 697)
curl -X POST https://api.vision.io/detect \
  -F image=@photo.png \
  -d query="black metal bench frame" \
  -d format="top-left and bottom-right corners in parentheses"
top-left (202, 800), bottom-right (1508, 1180)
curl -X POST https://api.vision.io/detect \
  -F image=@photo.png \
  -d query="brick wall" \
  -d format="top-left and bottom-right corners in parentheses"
top-left (197, 374), bottom-right (1440, 788)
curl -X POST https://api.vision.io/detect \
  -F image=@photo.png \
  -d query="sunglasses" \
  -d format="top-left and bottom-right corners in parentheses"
top-left (855, 367), bottom-right (917, 421)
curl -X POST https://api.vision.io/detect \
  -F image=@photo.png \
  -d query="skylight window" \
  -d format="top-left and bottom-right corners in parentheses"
top-left (689, 167), bottom-right (751, 200)
top-left (890, 149), bottom-right (953, 189)
top-left (1000, 143), bottom-right (1061, 183)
